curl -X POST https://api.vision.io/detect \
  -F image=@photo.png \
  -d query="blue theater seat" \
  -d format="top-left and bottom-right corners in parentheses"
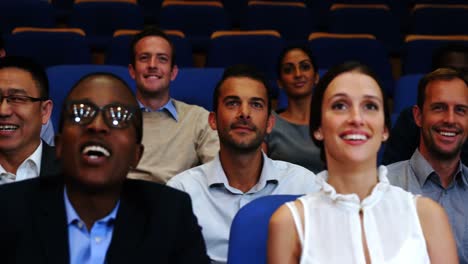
top-left (159, 1), bottom-right (231, 52)
top-left (227, 195), bottom-right (301, 264)
top-left (206, 30), bottom-right (285, 97)
top-left (308, 32), bottom-right (394, 97)
top-left (5, 27), bottom-right (91, 68)
top-left (241, 1), bottom-right (315, 46)
top-left (170, 67), bottom-right (224, 111)
top-left (69, 0), bottom-right (144, 51)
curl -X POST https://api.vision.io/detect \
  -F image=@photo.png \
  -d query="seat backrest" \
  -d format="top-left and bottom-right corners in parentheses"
top-left (393, 73), bottom-right (424, 115)
top-left (105, 29), bottom-right (193, 67)
top-left (410, 4), bottom-right (468, 35)
top-left (46, 64), bottom-right (136, 132)
top-left (0, 1), bottom-right (55, 33)
top-left (227, 194), bottom-right (301, 264)
top-left (159, 1), bottom-right (230, 51)
top-left (70, 1), bottom-right (143, 36)
top-left (69, 1), bottom-right (144, 50)
top-left (5, 28), bottom-right (92, 68)
top-left (169, 67), bottom-right (224, 111)
top-left (137, 0), bottom-right (164, 24)
top-left (402, 34), bottom-right (468, 75)
top-left (308, 32), bottom-right (394, 96)
top-left (206, 30), bottom-right (285, 96)
top-left (241, 1), bottom-right (315, 45)
top-left (328, 4), bottom-right (402, 54)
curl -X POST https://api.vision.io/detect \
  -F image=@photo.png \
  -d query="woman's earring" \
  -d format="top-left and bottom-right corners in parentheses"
top-left (314, 131), bottom-right (323, 140)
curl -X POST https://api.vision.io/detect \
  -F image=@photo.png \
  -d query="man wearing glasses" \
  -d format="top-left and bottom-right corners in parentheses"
top-left (0, 72), bottom-right (210, 263)
top-left (0, 56), bottom-right (59, 184)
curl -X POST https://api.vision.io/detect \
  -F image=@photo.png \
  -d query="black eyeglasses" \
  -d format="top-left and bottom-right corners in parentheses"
top-left (0, 94), bottom-right (47, 105)
top-left (65, 100), bottom-right (137, 129)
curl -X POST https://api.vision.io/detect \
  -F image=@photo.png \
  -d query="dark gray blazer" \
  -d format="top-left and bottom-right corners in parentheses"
top-left (39, 142), bottom-right (61, 177)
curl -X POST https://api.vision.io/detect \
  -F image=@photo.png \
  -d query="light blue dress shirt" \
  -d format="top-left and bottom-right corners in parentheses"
top-left (138, 98), bottom-right (178, 121)
top-left (387, 150), bottom-right (468, 264)
top-left (40, 120), bottom-right (55, 146)
top-left (167, 152), bottom-right (319, 263)
top-left (64, 189), bottom-right (120, 264)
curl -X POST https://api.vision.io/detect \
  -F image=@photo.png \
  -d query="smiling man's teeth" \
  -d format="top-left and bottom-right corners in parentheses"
top-left (342, 134), bottom-right (367, 141)
top-left (82, 145), bottom-right (110, 157)
top-left (439, 131), bottom-right (456, 137)
top-left (0, 125), bottom-right (18, 131)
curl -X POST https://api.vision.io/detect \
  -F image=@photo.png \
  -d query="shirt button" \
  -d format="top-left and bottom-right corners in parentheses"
top-left (95, 237), bottom-right (102, 243)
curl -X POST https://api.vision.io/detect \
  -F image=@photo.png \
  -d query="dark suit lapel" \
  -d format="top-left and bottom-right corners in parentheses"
top-left (106, 182), bottom-right (148, 263)
top-left (33, 177), bottom-right (69, 264)
top-left (39, 142), bottom-right (61, 177)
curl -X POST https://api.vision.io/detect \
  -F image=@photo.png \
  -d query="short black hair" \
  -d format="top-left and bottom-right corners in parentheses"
top-left (417, 68), bottom-right (468, 110)
top-left (432, 43), bottom-right (468, 70)
top-left (58, 72), bottom-right (143, 144)
top-left (276, 44), bottom-right (318, 78)
top-left (212, 64), bottom-right (272, 114)
top-left (129, 26), bottom-right (176, 68)
top-left (0, 56), bottom-right (49, 98)
top-left (310, 61), bottom-right (391, 164)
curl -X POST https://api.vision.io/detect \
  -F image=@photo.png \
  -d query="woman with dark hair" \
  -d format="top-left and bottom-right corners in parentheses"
top-left (267, 61), bottom-right (457, 264)
top-left (263, 45), bottom-right (323, 173)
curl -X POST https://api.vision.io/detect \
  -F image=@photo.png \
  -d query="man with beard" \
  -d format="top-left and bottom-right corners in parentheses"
top-left (382, 44), bottom-right (468, 165)
top-left (167, 64), bottom-right (319, 264)
top-left (387, 68), bottom-right (468, 263)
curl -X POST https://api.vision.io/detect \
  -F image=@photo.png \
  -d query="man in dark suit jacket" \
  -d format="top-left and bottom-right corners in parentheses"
top-left (0, 56), bottom-right (59, 183)
top-left (0, 72), bottom-right (210, 263)
top-left (39, 141), bottom-right (61, 176)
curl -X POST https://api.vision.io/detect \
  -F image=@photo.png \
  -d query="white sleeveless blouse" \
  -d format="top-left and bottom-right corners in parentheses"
top-left (286, 166), bottom-right (430, 264)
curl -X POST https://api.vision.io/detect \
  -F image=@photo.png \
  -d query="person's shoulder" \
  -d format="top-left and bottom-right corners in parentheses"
top-left (0, 177), bottom-right (44, 194)
top-left (173, 99), bottom-right (209, 116)
top-left (385, 160), bottom-right (410, 175)
top-left (0, 176), bottom-right (61, 208)
top-left (167, 163), bottom-right (211, 189)
top-left (270, 158), bottom-right (316, 176)
top-left (383, 161), bottom-right (411, 187)
top-left (124, 178), bottom-right (191, 202)
top-left (462, 162), bottom-right (468, 174)
top-left (268, 158), bottom-right (320, 192)
top-left (415, 196), bottom-right (447, 224)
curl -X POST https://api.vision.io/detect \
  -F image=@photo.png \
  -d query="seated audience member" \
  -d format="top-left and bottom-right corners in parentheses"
top-left (0, 72), bottom-right (210, 263)
top-left (263, 45), bottom-right (324, 173)
top-left (268, 62), bottom-right (457, 264)
top-left (0, 34), bottom-right (55, 145)
top-left (128, 27), bottom-right (219, 183)
top-left (0, 56), bottom-right (59, 184)
top-left (168, 65), bottom-right (319, 263)
top-left (387, 68), bottom-right (468, 263)
top-left (383, 44), bottom-right (468, 165)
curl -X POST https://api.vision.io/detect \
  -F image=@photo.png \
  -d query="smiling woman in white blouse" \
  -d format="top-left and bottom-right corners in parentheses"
top-left (267, 61), bottom-right (458, 264)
